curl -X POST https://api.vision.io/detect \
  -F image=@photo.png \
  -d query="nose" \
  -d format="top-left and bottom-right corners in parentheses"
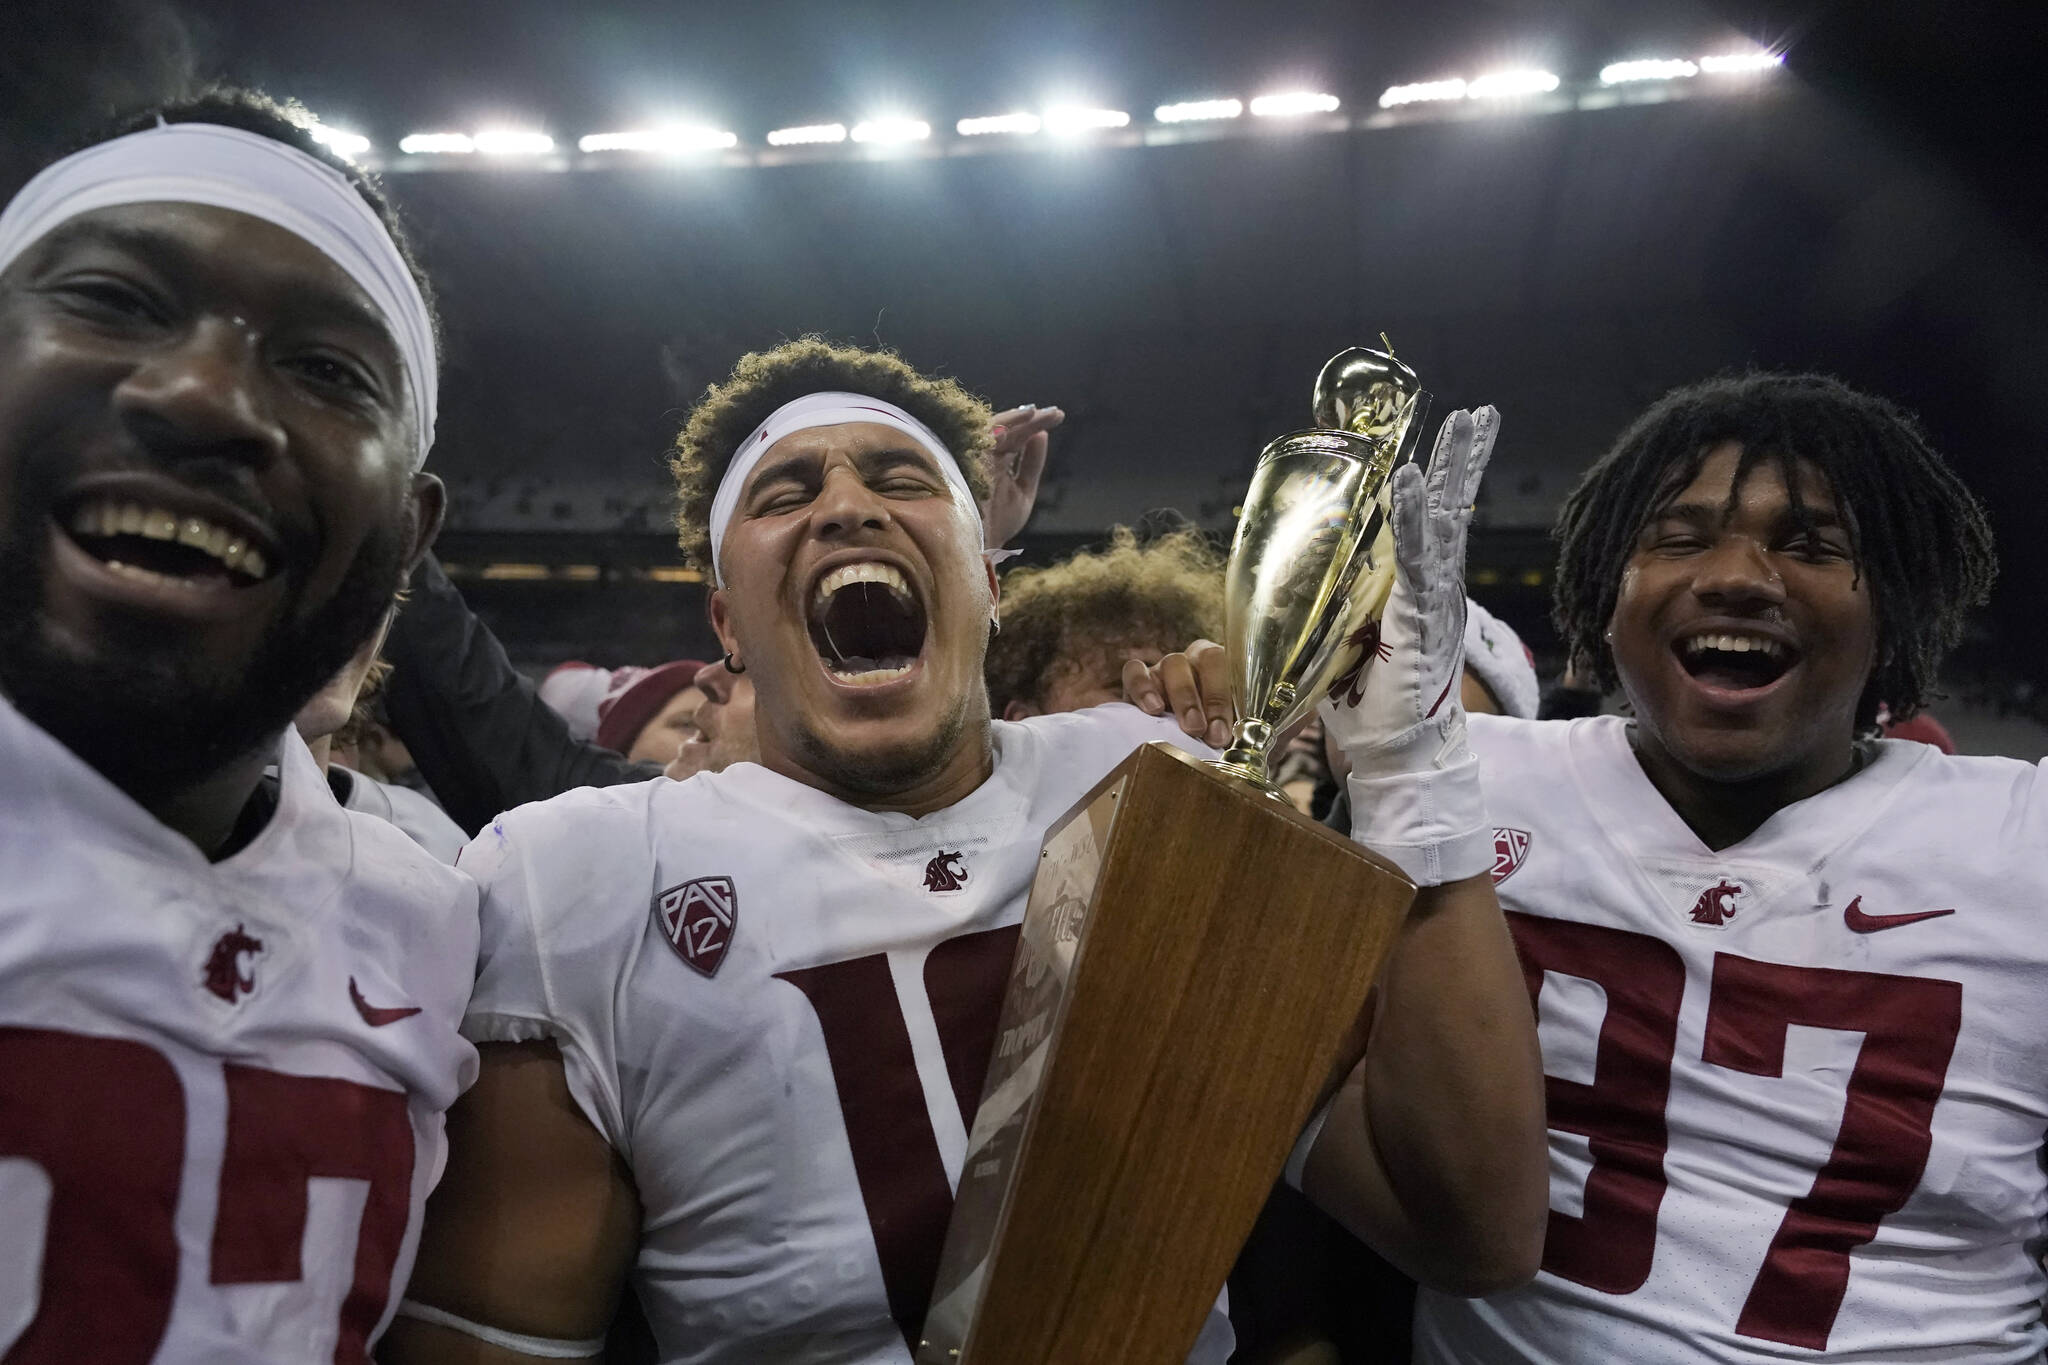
top-left (1691, 534), bottom-right (1786, 609)
top-left (111, 317), bottom-right (288, 470)
top-left (693, 660), bottom-right (733, 703)
top-left (811, 465), bottom-right (892, 541)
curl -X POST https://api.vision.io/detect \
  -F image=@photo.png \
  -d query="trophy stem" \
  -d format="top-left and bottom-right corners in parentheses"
top-left (1207, 720), bottom-right (1291, 801)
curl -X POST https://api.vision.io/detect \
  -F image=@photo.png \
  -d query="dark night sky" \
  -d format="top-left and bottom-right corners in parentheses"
top-left (3, 1), bottom-right (2043, 680)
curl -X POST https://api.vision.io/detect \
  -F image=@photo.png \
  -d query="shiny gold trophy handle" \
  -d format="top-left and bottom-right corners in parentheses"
top-left (1212, 338), bottom-right (1430, 793)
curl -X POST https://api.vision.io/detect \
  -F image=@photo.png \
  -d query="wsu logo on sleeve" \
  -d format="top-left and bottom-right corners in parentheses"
top-left (654, 877), bottom-right (738, 978)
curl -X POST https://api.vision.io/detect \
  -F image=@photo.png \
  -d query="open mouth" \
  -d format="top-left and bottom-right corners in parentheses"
top-left (58, 497), bottom-right (275, 590)
top-left (806, 560), bottom-right (928, 686)
top-left (1674, 631), bottom-right (1794, 693)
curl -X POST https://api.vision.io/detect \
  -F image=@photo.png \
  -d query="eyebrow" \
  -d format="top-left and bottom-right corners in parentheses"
top-left (1649, 500), bottom-right (1846, 529)
top-left (30, 218), bottom-right (399, 348)
top-left (742, 444), bottom-right (944, 500)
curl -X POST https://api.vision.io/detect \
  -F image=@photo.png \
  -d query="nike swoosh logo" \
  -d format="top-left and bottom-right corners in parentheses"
top-left (349, 976), bottom-right (423, 1026)
top-left (1843, 896), bottom-right (1956, 933)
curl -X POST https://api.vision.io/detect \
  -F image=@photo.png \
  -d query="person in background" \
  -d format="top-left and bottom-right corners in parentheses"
top-left (0, 88), bottom-right (477, 1357)
top-left (665, 654), bottom-right (760, 780)
top-left (538, 660), bottom-right (615, 741)
top-left (592, 659), bottom-right (705, 764)
top-left (297, 609), bottom-right (467, 861)
top-left (1416, 373), bottom-right (2040, 1363)
top-left (983, 523), bottom-right (1226, 720)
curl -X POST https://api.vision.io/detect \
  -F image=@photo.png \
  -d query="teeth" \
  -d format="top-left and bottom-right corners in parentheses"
top-left (812, 561), bottom-right (913, 611)
top-left (1683, 633), bottom-right (1785, 659)
top-left (829, 662), bottom-right (914, 686)
top-left (66, 498), bottom-right (271, 581)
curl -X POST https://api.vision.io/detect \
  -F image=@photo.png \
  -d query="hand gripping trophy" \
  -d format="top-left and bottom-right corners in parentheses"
top-left (918, 344), bottom-right (1432, 1365)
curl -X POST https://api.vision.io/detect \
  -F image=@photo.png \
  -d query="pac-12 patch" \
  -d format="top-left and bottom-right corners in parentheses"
top-left (655, 876), bottom-right (738, 977)
top-left (1491, 828), bottom-right (1531, 885)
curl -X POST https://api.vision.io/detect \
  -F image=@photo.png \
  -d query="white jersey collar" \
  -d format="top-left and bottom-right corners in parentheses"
top-left (1569, 713), bottom-right (1930, 872)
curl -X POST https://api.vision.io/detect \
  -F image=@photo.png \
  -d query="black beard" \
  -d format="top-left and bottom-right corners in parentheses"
top-left (0, 485), bottom-right (406, 809)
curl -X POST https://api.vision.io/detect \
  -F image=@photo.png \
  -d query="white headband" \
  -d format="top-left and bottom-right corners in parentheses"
top-left (0, 122), bottom-right (438, 468)
top-left (708, 391), bottom-right (982, 586)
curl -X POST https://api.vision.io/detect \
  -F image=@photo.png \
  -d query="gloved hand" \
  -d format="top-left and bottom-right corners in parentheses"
top-left (1319, 406), bottom-right (1500, 885)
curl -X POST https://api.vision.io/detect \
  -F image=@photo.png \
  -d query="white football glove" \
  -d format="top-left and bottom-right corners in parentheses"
top-left (1319, 406), bottom-right (1500, 885)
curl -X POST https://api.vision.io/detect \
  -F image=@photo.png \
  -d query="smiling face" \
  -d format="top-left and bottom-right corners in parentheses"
top-left (0, 201), bottom-right (440, 799)
top-left (1609, 442), bottom-right (1877, 789)
top-left (709, 420), bottom-right (995, 806)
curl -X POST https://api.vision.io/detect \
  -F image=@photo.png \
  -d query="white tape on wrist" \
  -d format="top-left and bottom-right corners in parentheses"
top-left (394, 1299), bottom-right (607, 1358)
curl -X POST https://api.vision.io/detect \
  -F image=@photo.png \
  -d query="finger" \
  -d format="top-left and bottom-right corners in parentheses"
top-left (1452, 405), bottom-right (1500, 510)
top-left (1122, 656), bottom-right (1168, 715)
top-left (991, 405), bottom-right (1038, 429)
top-left (1013, 430), bottom-right (1049, 492)
top-left (1388, 461), bottom-right (1429, 589)
top-left (1186, 638), bottom-right (1235, 748)
top-left (1427, 409), bottom-right (1474, 510)
top-left (1152, 651), bottom-right (1208, 737)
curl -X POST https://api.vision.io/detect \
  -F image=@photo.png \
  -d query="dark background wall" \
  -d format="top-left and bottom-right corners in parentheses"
top-left (5, 0), bottom-right (2043, 693)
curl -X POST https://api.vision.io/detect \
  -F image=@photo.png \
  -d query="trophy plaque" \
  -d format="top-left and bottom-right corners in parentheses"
top-left (915, 344), bottom-right (1433, 1364)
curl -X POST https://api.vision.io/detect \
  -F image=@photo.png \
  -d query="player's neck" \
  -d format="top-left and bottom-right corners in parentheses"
top-left (1627, 726), bottom-right (1864, 852)
top-left (134, 748), bottom-right (277, 860)
top-left (764, 725), bottom-right (996, 819)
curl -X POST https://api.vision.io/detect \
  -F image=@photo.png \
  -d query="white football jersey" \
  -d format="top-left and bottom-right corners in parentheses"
top-left (1417, 714), bottom-right (2048, 1363)
top-left (457, 704), bottom-right (1237, 1365)
top-left (0, 696), bottom-right (479, 1364)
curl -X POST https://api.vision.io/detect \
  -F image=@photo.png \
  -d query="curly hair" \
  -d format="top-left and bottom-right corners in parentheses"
top-left (1553, 372), bottom-right (1997, 728)
top-left (98, 86), bottom-right (443, 356)
top-left (669, 337), bottom-right (995, 570)
top-left (986, 526), bottom-right (1227, 714)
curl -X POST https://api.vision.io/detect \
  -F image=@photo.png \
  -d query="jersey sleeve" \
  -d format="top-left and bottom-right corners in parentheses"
top-left (455, 790), bottom-right (658, 1155)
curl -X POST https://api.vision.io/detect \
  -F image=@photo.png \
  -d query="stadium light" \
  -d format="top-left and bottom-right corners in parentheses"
top-left (1699, 50), bottom-right (1784, 74)
top-left (957, 112), bottom-right (1042, 136)
top-left (849, 118), bottom-right (931, 144)
top-left (1466, 69), bottom-right (1562, 99)
top-left (1379, 78), bottom-right (1467, 108)
top-left (1249, 91), bottom-right (1341, 117)
top-left (473, 129), bottom-right (555, 156)
top-left (1600, 58), bottom-right (1699, 84)
top-left (578, 126), bottom-right (738, 154)
top-left (1043, 106), bottom-right (1131, 134)
top-left (767, 123), bottom-right (848, 146)
top-left (1154, 98), bottom-right (1243, 123)
top-left (306, 122), bottom-right (371, 160)
top-left (399, 132), bottom-right (475, 155)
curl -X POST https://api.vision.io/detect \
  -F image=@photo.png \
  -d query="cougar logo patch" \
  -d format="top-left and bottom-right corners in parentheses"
top-left (1491, 829), bottom-right (1531, 885)
top-left (1689, 879), bottom-right (1745, 927)
top-left (923, 850), bottom-right (969, 893)
top-left (202, 924), bottom-right (265, 1004)
top-left (655, 877), bottom-right (738, 978)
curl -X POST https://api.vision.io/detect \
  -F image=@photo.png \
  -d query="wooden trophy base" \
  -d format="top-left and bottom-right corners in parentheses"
top-left (918, 741), bottom-right (1414, 1364)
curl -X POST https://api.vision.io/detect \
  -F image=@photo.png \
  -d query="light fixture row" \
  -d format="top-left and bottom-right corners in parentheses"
top-left (316, 50), bottom-right (1779, 163)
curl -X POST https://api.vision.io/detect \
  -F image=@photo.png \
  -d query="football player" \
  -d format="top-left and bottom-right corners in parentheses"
top-left (383, 338), bottom-right (1546, 1363)
top-left (0, 91), bottom-right (477, 1360)
top-left (1402, 373), bottom-right (2041, 1361)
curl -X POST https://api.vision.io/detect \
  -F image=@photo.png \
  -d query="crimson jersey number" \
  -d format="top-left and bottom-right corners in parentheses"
top-left (778, 924), bottom-right (1020, 1349)
top-left (0, 1027), bottom-right (414, 1365)
top-left (1506, 914), bottom-right (1963, 1351)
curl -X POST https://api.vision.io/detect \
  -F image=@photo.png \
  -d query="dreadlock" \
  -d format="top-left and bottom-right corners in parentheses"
top-left (1553, 372), bottom-right (1995, 729)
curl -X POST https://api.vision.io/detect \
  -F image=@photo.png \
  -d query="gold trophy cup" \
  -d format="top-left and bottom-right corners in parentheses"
top-left (1213, 340), bottom-right (1430, 791)
top-left (915, 344), bottom-right (1425, 1365)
